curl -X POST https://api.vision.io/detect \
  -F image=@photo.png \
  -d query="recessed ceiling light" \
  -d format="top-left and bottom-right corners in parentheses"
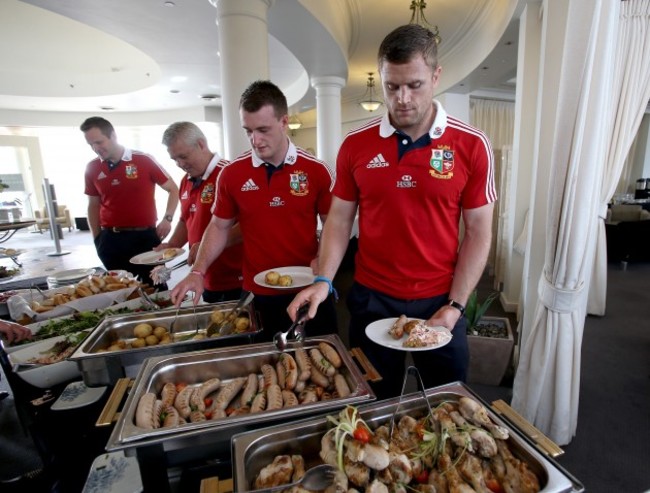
top-left (170, 89), bottom-right (180, 94)
top-left (200, 94), bottom-right (220, 101)
top-left (164, 1), bottom-right (175, 7)
top-left (99, 106), bottom-right (115, 111)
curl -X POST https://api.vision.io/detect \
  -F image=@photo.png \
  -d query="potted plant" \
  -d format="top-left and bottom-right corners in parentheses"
top-left (464, 290), bottom-right (514, 386)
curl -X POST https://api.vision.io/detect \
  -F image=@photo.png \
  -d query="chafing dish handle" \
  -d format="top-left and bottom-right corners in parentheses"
top-left (491, 399), bottom-right (564, 458)
top-left (96, 377), bottom-right (132, 427)
top-left (200, 477), bottom-right (233, 493)
top-left (349, 347), bottom-right (382, 382)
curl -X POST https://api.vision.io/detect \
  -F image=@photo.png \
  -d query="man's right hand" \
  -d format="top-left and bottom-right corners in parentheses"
top-left (171, 273), bottom-right (204, 306)
top-left (287, 283), bottom-right (329, 321)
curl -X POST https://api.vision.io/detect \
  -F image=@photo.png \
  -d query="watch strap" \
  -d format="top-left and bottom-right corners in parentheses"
top-left (448, 299), bottom-right (466, 315)
top-left (164, 214), bottom-right (173, 222)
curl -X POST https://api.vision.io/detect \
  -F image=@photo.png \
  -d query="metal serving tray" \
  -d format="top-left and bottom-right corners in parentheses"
top-left (105, 334), bottom-right (375, 464)
top-left (68, 301), bottom-right (260, 387)
top-left (232, 382), bottom-right (584, 493)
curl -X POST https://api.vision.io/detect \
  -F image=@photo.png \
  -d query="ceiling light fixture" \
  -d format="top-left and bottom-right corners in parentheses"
top-left (359, 73), bottom-right (383, 112)
top-left (288, 114), bottom-right (302, 131)
top-left (408, 0), bottom-right (441, 45)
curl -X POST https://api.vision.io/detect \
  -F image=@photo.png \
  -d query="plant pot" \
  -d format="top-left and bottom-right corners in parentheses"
top-left (467, 316), bottom-right (514, 386)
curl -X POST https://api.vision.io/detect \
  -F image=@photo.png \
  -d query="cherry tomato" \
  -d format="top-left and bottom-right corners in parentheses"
top-left (204, 411), bottom-right (213, 420)
top-left (353, 425), bottom-right (371, 443)
top-left (486, 478), bottom-right (504, 493)
top-left (204, 397), bottom-right (213, 407)
top-left (175, 382), bottom-right (188, 393)
top-left (415, 469), bottom-right (429, 483)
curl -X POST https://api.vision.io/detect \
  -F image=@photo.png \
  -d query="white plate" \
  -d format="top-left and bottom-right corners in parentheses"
top-left (365, 318), bottom-right (453, 352)
top-left (51, 381), bottom-right (107, 411)
top-left (253, 266), bottom-right (315, 289)
top-left (129, 248), bottom-right (185, 265)
top-left (47, 267), bottom-right (96, 282)
top-left (83, 451), bottom-right (142, 493)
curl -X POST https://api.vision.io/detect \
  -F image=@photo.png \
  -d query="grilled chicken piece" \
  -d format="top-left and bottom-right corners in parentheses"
top-left (496, 440), bottom-right (540, 493)
top-left (458, 453), bottom-right (492, 493)
top-left (470, 428), bottom-right (498, 458)
top-left (435, 407), bottom-right (472, 451)
top-left (344, 459), bottom-right (370, 488)
top-left (387, 451), bottom-right (413, 484)
top-left (320, 430), bottom-right (338, 466)
top-left (366, 479), bottom-right (389, 493)
top-left (438, 453), bottom-right (477, 493)
top-left (253, 454), bottom-right (293, 489)
top-left (324, 469), bottom-right (349, 493)
top-left (458, 397), bottom-right (509, 440)
top-left (429, 467), bottom-right (448, 492)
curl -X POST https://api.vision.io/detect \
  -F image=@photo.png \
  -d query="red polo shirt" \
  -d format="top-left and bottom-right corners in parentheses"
top-left (179, 156), bottom-right (243, 291)
top-left (84, 149), bottom-right (170, 228)
top-left (335, 101), bottom-right (496, 299)
top-left (214, 142), bottom-right (333, 295)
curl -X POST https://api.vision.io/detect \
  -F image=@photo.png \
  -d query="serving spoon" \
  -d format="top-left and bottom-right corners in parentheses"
top-left (248, 464), bottom-right (336, 493)
top-left (273, 303), bottom-right (309, 352)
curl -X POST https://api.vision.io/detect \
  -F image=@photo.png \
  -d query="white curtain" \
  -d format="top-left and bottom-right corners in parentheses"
top-left (470, 98), bottom-right (515, 149)
top-left (512, 0), bottom-right (618, 445)
top-left (588, 0), bottom-right (650, 316)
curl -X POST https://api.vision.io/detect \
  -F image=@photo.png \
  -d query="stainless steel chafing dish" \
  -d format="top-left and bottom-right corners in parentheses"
top-left (68, 301), bottom-right (260, 387)
top-left (105, 334), bottom-right (376, 467)
top-left (232, 382), bottom-right (584, 492)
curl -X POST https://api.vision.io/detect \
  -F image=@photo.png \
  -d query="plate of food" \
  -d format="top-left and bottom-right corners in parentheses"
top-left (253, 266), bottom-right (315, 289)
top-left (0, 265), bottom-right (20, 280)
top-left (130, 248), bottom-right (185, 265)
top-left (365, 316), bottom-right (453, 351)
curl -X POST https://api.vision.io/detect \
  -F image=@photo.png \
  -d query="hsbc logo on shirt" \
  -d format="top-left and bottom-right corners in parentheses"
top-left (269, 196), bottom-right (285, 207)
top-left (396, 175), bottom-right (417, 188)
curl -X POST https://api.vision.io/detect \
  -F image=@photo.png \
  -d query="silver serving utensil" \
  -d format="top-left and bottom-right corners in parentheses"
top-left (217, 291), bottom-right (254, 336)
top-left (248, 464), bottom-right (336, 493)
top-left (168, 306), bottom-right (182, 339)
top-left (388, 365), bottom-right (434, 439)
top-left (137, 287), bottom-right (161, 310)
top-left (191, 292), bottom-right (200, 334)
top-left (150, 259), bottom-right (188, 285)
top-left (273, 303), bottom-right (310, 352)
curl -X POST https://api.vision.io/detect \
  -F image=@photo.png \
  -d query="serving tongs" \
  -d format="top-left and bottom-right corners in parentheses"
top-left (388, 365), bottom-right (434, 439)
top-left (205, 290), bottom-right (254, 337)
top-left (150, 259), bottom-right (188, 285)
top-left (273, 303), bottom-right (310, 352)
top-left (137, 287), bottom-right (161, 310)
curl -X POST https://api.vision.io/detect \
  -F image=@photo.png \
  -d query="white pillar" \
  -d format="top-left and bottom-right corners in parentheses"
top-left (310, 76), bottom-right (345, 170)
top-left (502, 1), bottom-right (542, 318)
top-left (213, 0), bottom-right (273, 160)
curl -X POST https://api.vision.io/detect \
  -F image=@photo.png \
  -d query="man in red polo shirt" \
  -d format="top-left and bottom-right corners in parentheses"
top-left (288, 24), bottom-right (497, 399)
top-left (156, 121), bottom-right (243, 302)
top-left (82, 117), bottom-right (179, 283)
top-left (172, 81), bottom-right (337, 340)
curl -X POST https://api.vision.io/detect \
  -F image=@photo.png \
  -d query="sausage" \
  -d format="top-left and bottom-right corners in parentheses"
top-left (174, 385), bottom-right (195, 419)
top-left (291, 455), bottom-right (306, 482)
top-left (75, 285), bottom-right (93, 298)
top-left (230, 405), bottom-right (251, 416)
top-left (318, 342), bottom-right (342, 368)
top-left (266, 384), bottom-right (283, 410)
top-left (161, 405), bottom-right (180, 428)
top-left (189, 410), bottom-right (207, 423)
top-left (309, 348), bottom-right (336, 377)
top-left (261, 363), bottom-right (278, 388)
top-left (275, 360), bottom-right (286, 389)
top-left (280, 353), bottom-right (299, 390)
top-left (214, 377), bottom-right (246, 410)
top-left (197, 377), bottom-right (221, 401)
top-left (334, 373), bottom-right (351, 397)
top-left (298, 388), bottom-right (318, 404)
top-left (281, 390), bottom-right (299, 407)
top-left (135, 393), bottom-right (159, 429)
top-left (190, 387), bottom-right (206, 413)
top-left (160, 382), bottom-right (177, 408)
top-left (294, 348), bottom-right (312, 381)
top-left (309, 363), bottom-right (331, 388)
top-left (294, 379), bottom-right (306, 393)
top-left (240, 373), bottom-right (258, 407)
top-left (250, 392), bottom-right (267, 413)
top-left (210, 408), bottom-right (227, 420)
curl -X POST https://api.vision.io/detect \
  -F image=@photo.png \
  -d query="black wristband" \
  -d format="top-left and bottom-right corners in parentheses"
top-left (448, 299), bottom-right (465, 315)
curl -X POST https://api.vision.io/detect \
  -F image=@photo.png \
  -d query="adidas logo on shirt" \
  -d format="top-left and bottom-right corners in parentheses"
top-left (366, 154), bottom-right (389, 168)
top-left (241, 179), bottom-right (259, 191)
top-left (97, 171), bottom-right (107, 180)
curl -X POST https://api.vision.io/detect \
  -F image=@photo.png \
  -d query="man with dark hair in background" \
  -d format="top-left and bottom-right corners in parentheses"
top-left (81, 116), bottom-right (179, 282)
